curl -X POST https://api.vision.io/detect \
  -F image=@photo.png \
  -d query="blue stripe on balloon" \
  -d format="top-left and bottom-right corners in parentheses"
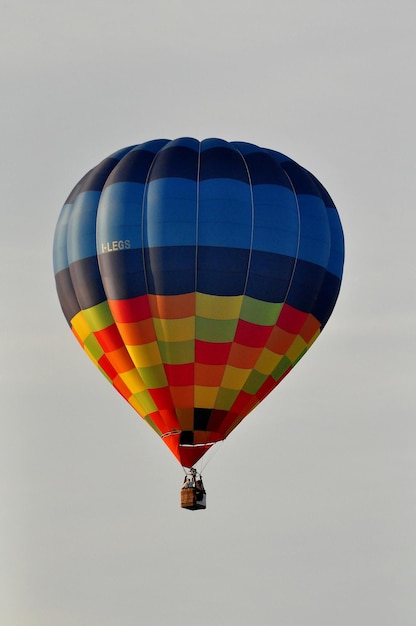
top-left (198, 178), bottom-right (252, 248)
top-left (144, 178), bottom-right (197, 247)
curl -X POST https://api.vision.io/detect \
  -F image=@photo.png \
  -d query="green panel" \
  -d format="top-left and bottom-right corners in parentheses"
top-left (271, 356), bottom-right (292, 381)
top-left (243, 369), bottom-right (268, 394)
top-left (158, 340), bottom-right (195, 364)
top-left (84, 334), bottom-right (104, 361)
top-left (215, 387), bottom-right (240, 410)
top-left (134, 390), bottom-right (158, 413)
top-left (137, 364), bottom-right (168, 388)
top-left (82, 301), bottom-right (114, 331)
top-left (144, 415), bottom-right (163, 436)
top-left (195, 317), bottom-right (238, 342)
top-left (240, 296), bottom-right (282, 326)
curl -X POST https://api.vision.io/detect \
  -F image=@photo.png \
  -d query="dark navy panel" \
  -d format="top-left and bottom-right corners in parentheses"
top-left (199, 147), bottom-right (249, 183)
top-left (326, 207), bottom-right (345, 279)
top-left (69, 256), bottom-right (106, 309)
top-left (103, 146), bottom-right (162, 186)
top-left (310, 272), bottom-right (342, 327)
top-left (244, 151), bottom-right (293, 188)
top-left (99, 248), bottom-right (147, 300)
top-left (55, 268), bottom-right (81, 324)
top-left (144, 246), bottom-right (196, 295)
top-left (280, 161), bottom-right (323, 197)
top-left (65, 157), bottom-right (122, 204)
top-left (148, 144), bottom-right (199, 182)
top-left (196, 246), bottom-right (250, 296)
top-left (245, 251), bottom-right (295, 303)
top-left (308, 172), bottom-right (336, 208)
top-left (285, 261), bottom-right (327, 312)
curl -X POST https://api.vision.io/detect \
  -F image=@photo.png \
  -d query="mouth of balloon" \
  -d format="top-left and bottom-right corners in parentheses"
top-left (162, 430), bottom-right (223, 468)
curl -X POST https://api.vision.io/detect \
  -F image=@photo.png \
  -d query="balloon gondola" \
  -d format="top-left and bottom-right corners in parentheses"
top-left (53, 138), bottom-right (344, 509)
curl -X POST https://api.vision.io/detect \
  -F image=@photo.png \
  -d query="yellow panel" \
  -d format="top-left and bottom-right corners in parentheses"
top-left (255, 349), bottom-right (283, 376)
top-left (119, 369), bottom-right (147, 394)
top-left (196, 292), bottom-right (243, 320)
top-left (127, 395), bottom-right (146, 417)
top-left (194, 385), bottom-right (218, 408)
top-left (221, 365), bottom-right (251, 390)
top-left (306, 328), bottom-right (320, 348)
top-left (71, 310), bottom-right (93, 342)
top-left (126, 342), bottom-right (162, 367)
top-left (153, 316), bottom-right (195, 342)
top-left (286, 335), bottom-right (308, 363)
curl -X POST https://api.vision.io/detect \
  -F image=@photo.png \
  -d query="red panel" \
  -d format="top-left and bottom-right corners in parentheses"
top-left (255, 376), bottom-right (277, 401)
top-left (207, 409), bottom-right (229, 433)
top-left (195, 340), bottom-right (232, 365)
top-left (94, 324), bottom-right (124, 352)
top-left (277, 304), bottom-right (308, 334)
top-left (148, 411), bottom-right (171, 436)
top-left (109, 295), bottom-right (152, 323)
top-left (164, 363), bottom-right (194, 386)
top-left (98, 354), bottom-right (118, 380)
top-left (229, 390), bottom-right (255, 414)
top-left (234, 319), bottom-right (274, 348)
top-left (158, 409), bottom-right (180, 431)
top-left (148, 387), bottom-right (175, 410)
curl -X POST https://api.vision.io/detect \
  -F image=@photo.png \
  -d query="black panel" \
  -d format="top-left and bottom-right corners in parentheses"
top-left (180, 431), bottom-right (194, 444)
top-left (193, 408), bottom-right (212, 431)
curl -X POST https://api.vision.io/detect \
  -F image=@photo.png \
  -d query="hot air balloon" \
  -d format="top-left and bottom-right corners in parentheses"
top-left (53, 138), bottom-right (344, 509)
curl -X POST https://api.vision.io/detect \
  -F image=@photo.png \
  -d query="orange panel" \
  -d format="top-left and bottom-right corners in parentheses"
top-left (117, 318), bottom-right (157, 345)
top-left (148, 293), bottom-right (195, 319)
top-left (195, 363), bottom-right (224, 387)
top-left (266, 326), bottom-right (295, 355)
top-left (227, 343), bottom-right (262, 369)
top-left (107, 346), bottom-right (136, 373)
top-left (299, 314), bottom-right (321, 344)
top-left (169, 386), bottom-right (195, 409)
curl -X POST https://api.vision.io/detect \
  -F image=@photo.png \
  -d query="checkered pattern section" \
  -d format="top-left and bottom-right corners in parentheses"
top-left (53, 138), bottom-right (344, 467)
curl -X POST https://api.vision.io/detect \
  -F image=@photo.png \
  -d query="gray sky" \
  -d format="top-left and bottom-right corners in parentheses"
top-left (1, 1), bottom-right (415, 624)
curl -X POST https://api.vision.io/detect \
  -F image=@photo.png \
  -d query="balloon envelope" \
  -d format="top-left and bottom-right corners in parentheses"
top-left (53, 138), bottom-right (344, 467)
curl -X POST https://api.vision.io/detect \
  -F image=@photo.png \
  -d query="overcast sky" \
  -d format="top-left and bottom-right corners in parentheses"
top-left (1, 1), bottom-right (415, 625)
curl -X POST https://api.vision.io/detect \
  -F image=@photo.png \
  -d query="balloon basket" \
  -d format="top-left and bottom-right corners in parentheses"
top-left (180, 469), bottom-right (206, 511)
